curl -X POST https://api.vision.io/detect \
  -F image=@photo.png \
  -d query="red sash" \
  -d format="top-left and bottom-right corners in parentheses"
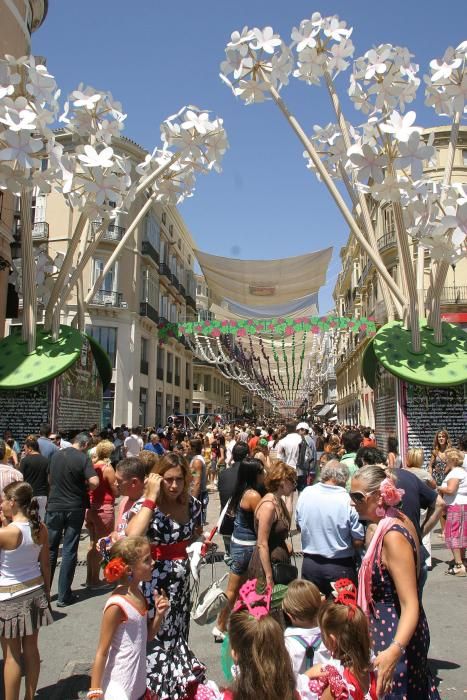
top-left (151, 540), bottom-right (189, 561)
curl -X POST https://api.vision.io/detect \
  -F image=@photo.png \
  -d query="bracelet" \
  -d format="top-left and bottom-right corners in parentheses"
top-left (142, 499), bottom-right (156, 510)
top-left (87, 690), bottom-right (104, 699)
top-left (390, 639), bottom-right (406, 654)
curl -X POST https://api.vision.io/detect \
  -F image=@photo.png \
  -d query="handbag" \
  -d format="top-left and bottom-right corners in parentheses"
top-left (191, 572), bottom-right (228, 625)
top-left (272, 561), bottom-right (298, 585)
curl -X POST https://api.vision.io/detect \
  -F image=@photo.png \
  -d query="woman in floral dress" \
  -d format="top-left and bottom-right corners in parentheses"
top-left (127, 453), bottom-right (206, 700)
top-left (351, 465), bottom-right (440, 699)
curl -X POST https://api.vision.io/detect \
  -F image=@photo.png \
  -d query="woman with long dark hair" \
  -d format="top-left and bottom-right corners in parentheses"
top-left (212, 457), bottom-right (265, 641)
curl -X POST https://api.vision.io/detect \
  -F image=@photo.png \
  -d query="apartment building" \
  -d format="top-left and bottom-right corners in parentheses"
top-left (0, 0), bottom-right (48, 337)
top-left (332, 126), bottom-right (467, 426)
top-left (9, 133), bottom-right (198, 427)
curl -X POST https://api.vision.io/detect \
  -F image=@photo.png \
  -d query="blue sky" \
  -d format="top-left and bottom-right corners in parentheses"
top-left (33, 1), bottom-right (467, 314)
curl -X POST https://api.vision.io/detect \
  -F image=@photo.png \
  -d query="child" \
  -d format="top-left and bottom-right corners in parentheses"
top-left (193, 579), bottom-right (326, 700)
top-left (308, 579), bottom-right (377, 699)
top-left (88, 536), bottom-right (170, 700)
top-left (282, 580), bottom-right (330, 674)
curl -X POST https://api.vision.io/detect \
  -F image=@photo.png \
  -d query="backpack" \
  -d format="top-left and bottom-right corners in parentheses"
top-left (296, 437), bottom-right (313, 472)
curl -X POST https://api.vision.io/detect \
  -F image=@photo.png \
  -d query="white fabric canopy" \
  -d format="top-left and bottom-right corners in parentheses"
top-left (195, 247), bottom-right (333, 307)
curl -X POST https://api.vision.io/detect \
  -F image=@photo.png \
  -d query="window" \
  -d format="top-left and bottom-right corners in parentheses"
top-left (167, 352), bottom-right (173, 383)
top-left (156, 392), bottom-right (163, 426)
top-left (196, 284), bottom-right (202, 295)
top-left (186, 363), bottom-right (191, 390)
top-left (157, 347), bottom-right (164, 381)
top-left (383, 207), bottom-right (395, 234)
top-left (174, 396), bottom-right (180, 413)
top-left (85, 326), bottom-right (118, 368)
top-left (140, 337), bottom-right (149, 374)
top-left (175, 357), bottom-right (181, 386)
top-left (144, 214), bottom-right (160, 250)
top-left (463, 150), bottom-right (467, 166)
top-left (93, 258), bottom-right (115, 292)
top-left (141, 268), bottom-right (158, 308)
top-left (139, 388), bottom-right (147, 426)
top-left (31, 190), bottom-right (47, 224)
top-left (204, 374), bottom-right (211, 392)
top-left (193, 373), bottom-right (199, 391)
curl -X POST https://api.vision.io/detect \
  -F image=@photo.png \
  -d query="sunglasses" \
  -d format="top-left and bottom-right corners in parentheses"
top-left (349, 489), bottom-right (377, 504)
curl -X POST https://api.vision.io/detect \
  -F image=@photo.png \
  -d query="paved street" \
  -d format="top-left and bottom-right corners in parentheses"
top-left (4, 490), bottom-right (465, 700)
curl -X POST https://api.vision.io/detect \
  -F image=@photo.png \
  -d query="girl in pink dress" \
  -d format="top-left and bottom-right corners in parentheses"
top-left (88, 536), bottom-right (169, 700)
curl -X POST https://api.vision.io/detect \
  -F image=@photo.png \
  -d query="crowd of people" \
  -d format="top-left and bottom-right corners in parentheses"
top-left (0, 419), bottom-right (465, 699)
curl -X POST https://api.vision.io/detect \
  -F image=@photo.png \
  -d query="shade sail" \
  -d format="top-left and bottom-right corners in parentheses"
top-left (195, 247), bottom-right (333, 307)
top-left (317, 404), bottom-right (336, 417)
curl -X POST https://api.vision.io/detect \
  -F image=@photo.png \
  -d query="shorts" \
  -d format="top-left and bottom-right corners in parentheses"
top-left (229, 542), bottom-right (255, 576)
top-left (85, 504), bottom-right (115, 539)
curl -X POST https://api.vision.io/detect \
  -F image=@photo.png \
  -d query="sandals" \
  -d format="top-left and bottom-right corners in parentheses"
top-left (445, 563), bottom-right (467, 576)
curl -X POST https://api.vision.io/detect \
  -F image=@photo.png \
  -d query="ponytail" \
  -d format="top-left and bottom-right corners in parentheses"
top-left (3, 481), bottom-right (42, 544)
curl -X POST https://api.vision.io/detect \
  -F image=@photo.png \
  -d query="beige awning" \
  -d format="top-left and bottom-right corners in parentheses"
top-left (195, 247), bottom-right (333, 307)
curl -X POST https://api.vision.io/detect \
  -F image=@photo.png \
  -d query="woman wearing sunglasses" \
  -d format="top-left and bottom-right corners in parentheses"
top-left (351, 464), bottom-right (440, 700)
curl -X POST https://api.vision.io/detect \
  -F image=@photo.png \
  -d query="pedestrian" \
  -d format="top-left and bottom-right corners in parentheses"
top-left (114, 458), bottom-right (146, 537)
top-left (437, 447), bottom-right (467, 576)
top-left (352, 465), bottom-right (440, 699)
top-left (123, 427), bottom-right (143, 458)
top-left (308, 580), bottom-right (378, 699)
top-left (85, 440), bottom-right (118, 588)
top-left (143, 432), bottom-right (165, 456)
top-left (217, 442), bottom-right (249, 558)
top-left (18, 435), bottom-right (49, 520)
top-left (282, 579), bottom-right (329, 675)
top-left (0, 481), bottom-right (53, 700)
top-left (126, 454), bottom-right (206, 699)
top-left (340, 430), bottom-right (362, 489)
top-left (46, 432), bottom-right (99, 607)
top-left (88, 536), bottom-right (170, 700)
top-left (188, 438), bottom-right (208, 525)
top-left (0, 440), bottom-right (23, 498)
top-left (37, 424), bottom-right (58, 461)
top-left (277, 422), bottom-right (302, 513)
top-left (296, 460), bottom-right (364, 596)
top-left (213, 457), bottom-right (265, 641)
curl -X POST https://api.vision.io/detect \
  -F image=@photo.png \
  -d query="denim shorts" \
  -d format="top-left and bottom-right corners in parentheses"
top-left (229, 542), bottom-right (255, 575)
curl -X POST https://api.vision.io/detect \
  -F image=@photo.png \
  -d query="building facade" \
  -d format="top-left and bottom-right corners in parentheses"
top-left (0, 0), bottom-right (48, 338)
top-left (8, 133), bottom-right (198, 428)
top-left (332, 126), bottom-right (467, 426)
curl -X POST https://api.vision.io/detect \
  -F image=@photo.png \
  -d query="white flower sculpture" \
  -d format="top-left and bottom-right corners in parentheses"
top-left (0, 54), bottom-right (228, 352)
top-left (220, 13), bottom-right (467, 349)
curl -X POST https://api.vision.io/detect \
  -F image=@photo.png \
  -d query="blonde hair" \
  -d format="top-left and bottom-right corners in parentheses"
top-left (265, 460), bottom-right (296, 493)
top-left (445, 448), bottom-right (464, 467)
top-left (109, 536), bottom-right (149, 568)
top-left (282, 579), bottom-right (322, 626)
top-left (95, 439), bottom-right (115, 461)
top-left (406, 448), bottom-right (424, 470)
top-left (229, 610), bottom-right (296, 700)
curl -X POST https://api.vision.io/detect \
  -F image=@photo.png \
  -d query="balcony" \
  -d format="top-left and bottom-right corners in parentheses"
top-left (377, 231), bottom-right (397, 253)
top-left (179, 283), bottom-right (186, 296)
top-left (139, 302), bottom-right (159, 324)
top-left (159, 262), bottom-right (171, 279)
top-left (439, 285), bottom-right (467, 305)
top-left (140, 359), bottom-right (149, 375)
top-left (92, 220), bottom-right (125, 242)
top-left (90, 290), bottom-right (124, 307)
top-left (141, 240), bottom-right (159, 265)
top-left (32, 222), bottom-right (49, 241)
top-left (172, 275), bottom-right (181, 292)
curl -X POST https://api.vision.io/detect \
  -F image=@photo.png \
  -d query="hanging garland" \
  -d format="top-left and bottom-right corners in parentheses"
top-left (160, 315), bottom-right (377, 342)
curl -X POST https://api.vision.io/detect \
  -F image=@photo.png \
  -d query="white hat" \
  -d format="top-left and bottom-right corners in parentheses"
top-left (296, 422), bottom-right (310, 431)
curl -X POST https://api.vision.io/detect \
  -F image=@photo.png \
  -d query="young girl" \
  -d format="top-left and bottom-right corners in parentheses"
top-left (0, 481), bottom-right (52, 700)
top-left (88, 536), bottom-right (170, 700)
top-left (309, 579), bottom-right (377, 700)
top-left (282, 580), bottom-right (329, 675)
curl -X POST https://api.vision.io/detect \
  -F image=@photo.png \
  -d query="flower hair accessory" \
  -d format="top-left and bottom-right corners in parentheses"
top-left (103, 557), bottom-right (127, 583)
top-left (376, 477), bottom-right (405, 517)
top-left (331, 578), bottom-right (357, 619)
top-left (233, 578), bottom-right (272, 619)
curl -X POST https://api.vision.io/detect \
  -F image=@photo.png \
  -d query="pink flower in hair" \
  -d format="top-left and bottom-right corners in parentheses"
top-left (380, 478), bottom-right (405, 506)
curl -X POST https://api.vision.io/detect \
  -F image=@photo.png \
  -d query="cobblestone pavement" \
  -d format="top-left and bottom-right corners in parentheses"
top-left (3, 489), bottom-right (465, 700)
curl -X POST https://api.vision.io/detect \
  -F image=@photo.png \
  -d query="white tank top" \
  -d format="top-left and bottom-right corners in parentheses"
top-left (0, 522), bottom-right (41, 587)
top-left (102, 594), bottom-right (148, 700)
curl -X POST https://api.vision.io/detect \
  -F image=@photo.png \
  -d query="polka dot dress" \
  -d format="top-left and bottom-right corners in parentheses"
top-left (369, 524), bottom-right (440, 699)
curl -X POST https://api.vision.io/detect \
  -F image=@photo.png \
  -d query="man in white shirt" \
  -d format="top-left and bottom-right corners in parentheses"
top-left (124, 427), bottom-right (144, 457)
top-left (277, 422), bottom-right (302, 513)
